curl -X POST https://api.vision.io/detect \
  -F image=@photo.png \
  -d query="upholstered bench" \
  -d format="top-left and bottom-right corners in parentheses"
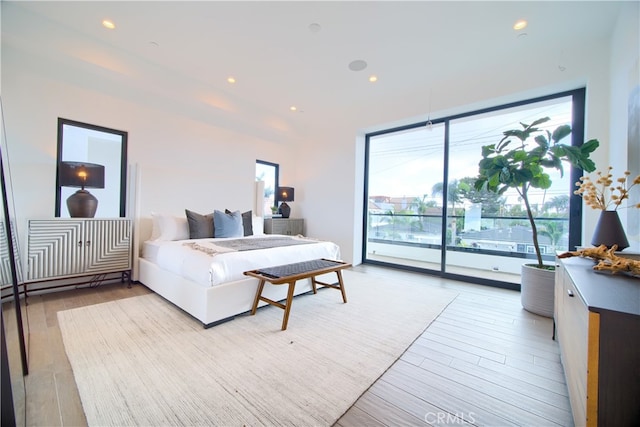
top-left (244, 258), bottom-right (351, 330)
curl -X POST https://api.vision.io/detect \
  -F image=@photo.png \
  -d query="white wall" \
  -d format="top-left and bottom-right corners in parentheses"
top-left (339, 39), bottom-right (615, 263)
top-left (2, 45), bottom-right (300, 273)
top-left (2, 4), bottom-right (636, 268)
top-left (608, 1), bottom-right (640, 250)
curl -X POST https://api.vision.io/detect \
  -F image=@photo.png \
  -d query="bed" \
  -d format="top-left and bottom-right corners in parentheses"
top-left (136, 212), bottom-right (341, 327)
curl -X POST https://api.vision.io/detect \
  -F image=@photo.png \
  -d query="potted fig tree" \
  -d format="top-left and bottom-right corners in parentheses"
top-left (474, 117), bottom-right (599, 317)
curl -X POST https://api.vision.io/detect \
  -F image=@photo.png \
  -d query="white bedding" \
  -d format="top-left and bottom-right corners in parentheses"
top-left (142, 235), bottom-right (341, 288)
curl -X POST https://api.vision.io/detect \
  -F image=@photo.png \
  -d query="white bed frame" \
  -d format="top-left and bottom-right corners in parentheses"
top-left (131, 172), bottom-right (317, 327)
top-left (138, 257), bottom-right (314, 328)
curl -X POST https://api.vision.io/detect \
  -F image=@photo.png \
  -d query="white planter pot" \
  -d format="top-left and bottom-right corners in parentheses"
top-left (520, 263), bottom-right (555, 318)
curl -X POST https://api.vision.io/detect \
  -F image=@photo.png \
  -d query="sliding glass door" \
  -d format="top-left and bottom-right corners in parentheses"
top-left (363, 90), bottom-right (584, 287)
top-left (365, 123), bottom-right (445, 272)
top-left (444, 97), bottom-right (575, 283)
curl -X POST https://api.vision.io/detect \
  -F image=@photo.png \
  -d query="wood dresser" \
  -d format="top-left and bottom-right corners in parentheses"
top-left (554, 256), bottom-right (639, 427)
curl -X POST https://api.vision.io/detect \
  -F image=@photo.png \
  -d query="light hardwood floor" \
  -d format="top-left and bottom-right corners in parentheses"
top-left (3, 265), bottom-right (572, 426)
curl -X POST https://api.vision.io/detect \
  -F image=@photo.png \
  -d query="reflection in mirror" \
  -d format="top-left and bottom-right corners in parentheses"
top-left (1, 100), bottom-right (28, 426)
top-left (55, 119), bottom-right (127, 218)
top-left (256, 160), bottom-right (279, 216)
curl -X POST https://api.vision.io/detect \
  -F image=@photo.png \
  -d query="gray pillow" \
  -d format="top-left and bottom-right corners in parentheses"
top-left (185, 209), bottom-right (214, 239)
top-left (242, 210), bottom-right (253, 236)
top-left (214, 210), bottom-right (243, 238)
top-left (226, 209), bottom-right (253, 236)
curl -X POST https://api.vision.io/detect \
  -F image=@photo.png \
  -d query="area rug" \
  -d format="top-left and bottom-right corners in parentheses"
top-left (58, 269), bottom-right (458, 426)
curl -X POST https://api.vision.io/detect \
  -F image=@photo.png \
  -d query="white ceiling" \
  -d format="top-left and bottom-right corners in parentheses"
top-left (3, 1), bottom-right (624, 143)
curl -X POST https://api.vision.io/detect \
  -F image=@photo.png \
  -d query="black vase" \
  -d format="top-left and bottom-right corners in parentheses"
top-left (591, 210), bottom-right (629, 250)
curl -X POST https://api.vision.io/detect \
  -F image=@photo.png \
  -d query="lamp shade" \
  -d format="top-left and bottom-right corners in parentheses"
top-left (59, 161), bottom-right (105, 218)
top-left (276, 187), bottom-right (294, 202)
top-left (59, 161), bottom-right (105, 189)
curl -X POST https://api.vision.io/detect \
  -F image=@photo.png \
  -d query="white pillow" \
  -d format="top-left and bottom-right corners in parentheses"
top-left (150, 213), bottom-right (189, 241)
top-left (252, 215), bottom-right (264, 235)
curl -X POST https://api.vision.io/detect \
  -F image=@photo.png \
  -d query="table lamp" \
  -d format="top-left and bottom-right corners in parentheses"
top-left (59, 161), bottom-right (105, 218)
top-left (276, 187), bottom-right (294, 218)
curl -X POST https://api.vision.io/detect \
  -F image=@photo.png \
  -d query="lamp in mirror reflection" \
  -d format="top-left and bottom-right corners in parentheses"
top-left (58, 161), bottom-right (105, 218)
top-left (276, 187), bottom-right (294, 218)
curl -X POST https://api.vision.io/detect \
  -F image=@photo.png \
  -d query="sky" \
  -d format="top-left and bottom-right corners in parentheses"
top-left (367, 96), bottom-right (575, 208)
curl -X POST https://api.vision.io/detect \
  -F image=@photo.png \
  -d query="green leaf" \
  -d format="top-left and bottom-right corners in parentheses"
top-left (503, 130), bottom-right (527, 141)
top-left (534, 134), bottom-right (549, 149)
top-left (539, 159), bottom-right (556, 168)
top-left (581, 138), bottom-right (599, 154)
top-left (531, 173), bottom-right (551, 189)
top-left (514, 169), bottom-right (533, 183)
top-left (481, 145), bottom-right (495, 157)
top-left (473, 178), bottom-right (486, 191)
top-left (488, 173), bottom-right (501, 188)
top-left (529, 117), bottom-right (551, 128)
top-left (478, 158), bottom-right (496, 173)
top-left (562, 145), bottom-right (581, 164)
top-left (549, 145), bottom-right (566, 157)
top-left (552, 124), bottom-right (572, 143)
top-left (498, 167), bottom-right (511, 183)
top-left (580, 158), bottom-right (596, 172)
top-left (496, 139), bottom-right (513, 152)
top-left (528, 146), bottom-right (546, 159)
top-left (512, 151), bottom-right (528, 162)
top-left (493, 156), bottom-right (510, 168)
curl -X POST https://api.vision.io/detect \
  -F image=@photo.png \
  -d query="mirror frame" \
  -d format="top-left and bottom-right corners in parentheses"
top-left (1, 125), bottom-right (29, 427)
top-left (55, 118), bottom-right (128, 218)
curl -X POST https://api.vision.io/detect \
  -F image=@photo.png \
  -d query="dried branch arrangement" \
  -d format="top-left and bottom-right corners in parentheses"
top-left (574, 167), bottom-right (640, 211)
top-left (558, 244), bottom-right (640, 277)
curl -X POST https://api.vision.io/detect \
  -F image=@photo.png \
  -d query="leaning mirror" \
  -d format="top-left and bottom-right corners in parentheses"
top-left (1, 99), bottom-right (28, 426)
top-left (55, 118), bottom-right (128, 218)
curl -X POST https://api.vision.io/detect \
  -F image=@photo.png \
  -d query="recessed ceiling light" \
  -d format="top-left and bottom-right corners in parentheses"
top-left (227, 77), bottom-right (236, 84)
top-left (348, 60), bottom-right (368, 72)
top-left (513, 19), bottom-right (527, 31)
top-left (309, 23), bottom-right (321, 33)
top-left (290, 106), bottom-right (297, 112)
top-left (369, 75), bottom-right (378, 83)
top-left (102, 19), bottom-right (116, 30)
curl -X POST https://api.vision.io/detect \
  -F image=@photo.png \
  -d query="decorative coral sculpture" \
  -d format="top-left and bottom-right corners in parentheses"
top-left (558, 244), bottom-right (640, 277)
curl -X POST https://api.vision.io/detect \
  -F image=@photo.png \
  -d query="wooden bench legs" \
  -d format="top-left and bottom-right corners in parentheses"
top-left (251, 279), bottom-right (298, 330)
top-left (250, 270), bottom-right (347, 331)
top-left (312, 270), bottom-right (347, 303)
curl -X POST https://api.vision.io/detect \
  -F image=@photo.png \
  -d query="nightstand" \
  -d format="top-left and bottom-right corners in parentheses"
top-left (263, 218), bottom-right (304, 235)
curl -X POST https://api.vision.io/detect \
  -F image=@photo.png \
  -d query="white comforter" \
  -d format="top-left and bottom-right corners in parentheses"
top-left (145, 235), bottom-right (341, 287)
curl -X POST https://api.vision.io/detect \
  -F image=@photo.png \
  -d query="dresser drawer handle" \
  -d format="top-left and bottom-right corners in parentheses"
top-left (567, 289), bottom-right (574, 297)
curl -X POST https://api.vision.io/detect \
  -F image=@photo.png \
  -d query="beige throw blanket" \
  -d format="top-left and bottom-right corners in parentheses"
top-left (182, 236), bottom-right (316, 256)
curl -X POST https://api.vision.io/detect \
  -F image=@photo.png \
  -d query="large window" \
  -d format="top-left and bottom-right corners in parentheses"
top-left (363, 89), bottom-right (586, 288)
top-left (256, 160), bottom-right (279, 216)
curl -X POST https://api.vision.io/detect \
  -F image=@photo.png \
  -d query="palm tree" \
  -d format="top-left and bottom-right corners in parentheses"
top-left (431, 180), bottom-right (465, 216)
top-left (538, 221), bottom-right (565, 252)
top-left (411, 194), bottom-right (435, 231)
top-left (432, 180), bottom-right (466, 245)
top-left (543, 195), bottom-right (570, 216)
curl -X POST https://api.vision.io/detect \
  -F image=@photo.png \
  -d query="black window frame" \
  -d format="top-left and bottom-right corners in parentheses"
top-left (362, 88), bottom-right (587, 288)
top-left (256, 159), bottom-right (280, 212)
